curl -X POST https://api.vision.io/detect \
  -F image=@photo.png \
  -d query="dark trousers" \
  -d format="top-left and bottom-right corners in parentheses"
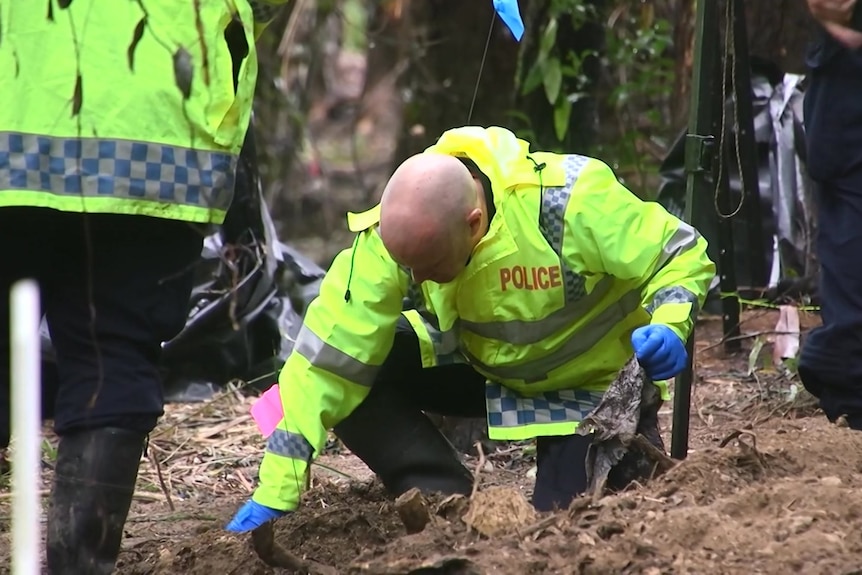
top-left (337, 319), bottom-right (596, 512)
top-left (0, 207), bottom-right (203, 446)
top-left (798, 42), bottom-right (862, 427)
top-left (798, 179), bottom-right (862, 426)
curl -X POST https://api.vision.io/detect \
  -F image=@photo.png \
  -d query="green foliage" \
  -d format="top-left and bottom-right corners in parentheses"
top-left (341, 0), bottom-right (368, 52)
top-left (604, 17), bottom-right (675, 111)
top-left (519, 0), bottom-right (597, 143)
top-left (519, 0), bottom-right (677, 194)
top-left (599, 10), bottom-right (676, 194)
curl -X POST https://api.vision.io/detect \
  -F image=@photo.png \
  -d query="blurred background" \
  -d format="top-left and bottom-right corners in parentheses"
top-left (251, 0), bottom-right (816, 267)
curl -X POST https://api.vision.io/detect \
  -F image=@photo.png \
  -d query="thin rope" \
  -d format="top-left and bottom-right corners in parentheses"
top-left (467, 11), bottom-right (497, 124)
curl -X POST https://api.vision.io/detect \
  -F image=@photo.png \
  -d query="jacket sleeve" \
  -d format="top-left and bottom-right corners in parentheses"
top-left (252, 228), bottom-right (408, 511)
top-left (562, 158), bottom-right (716, 342)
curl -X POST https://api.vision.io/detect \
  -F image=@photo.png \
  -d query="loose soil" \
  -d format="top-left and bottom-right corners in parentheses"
top-left (5, 309), bottom-right (861, 574)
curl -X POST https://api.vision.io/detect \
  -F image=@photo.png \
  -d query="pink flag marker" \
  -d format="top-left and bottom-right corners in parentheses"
top-left (250, 384), bottom-right (284, 438)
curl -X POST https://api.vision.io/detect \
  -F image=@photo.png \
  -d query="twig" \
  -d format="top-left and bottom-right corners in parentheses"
top-left (718, 428), bottom-right (758, 449)
top-left (125, 511), bottom-right (218, 523)
top-left (699, 329), bottom-right (809, 353)
top-left (626, 435), bottom-right (677, 474)
top-left (235, 468), bottom-right (253, 492)
top-left (148, 447), bottom-right (176, 512)
top-left (470, 440), bottom-right (486, 499)
top-left (312, 461), bottom-right (360, 480)
top-left (516, 514), bottom-right (562, 539)
top-left (251, 522), bottom-right (338, 575)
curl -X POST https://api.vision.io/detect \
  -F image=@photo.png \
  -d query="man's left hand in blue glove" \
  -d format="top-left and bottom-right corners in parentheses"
top-left (631, 324), bottom-right (687, 380)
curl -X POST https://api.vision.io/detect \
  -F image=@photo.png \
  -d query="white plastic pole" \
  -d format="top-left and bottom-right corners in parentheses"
top-left (10, 279), bottom-right (41, 575)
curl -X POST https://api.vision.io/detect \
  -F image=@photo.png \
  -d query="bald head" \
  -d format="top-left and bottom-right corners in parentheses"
top-left (379, 153), bottom-right (486, 283)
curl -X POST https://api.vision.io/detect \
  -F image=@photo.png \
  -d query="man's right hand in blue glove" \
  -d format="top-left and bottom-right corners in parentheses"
top-left (225, 499), bottom-right (288, 533)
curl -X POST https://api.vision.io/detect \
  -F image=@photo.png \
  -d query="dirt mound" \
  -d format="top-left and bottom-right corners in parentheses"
top-left (117, 482), bottom-right (404, 574)
top-left (115, 416), bottom-right (862, 575)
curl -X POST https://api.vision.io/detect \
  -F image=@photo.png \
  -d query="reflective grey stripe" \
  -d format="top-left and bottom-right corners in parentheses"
top-left (419, 312), bottom-right (461, 358)
top-left (486, 383), bottom-right (604, 427)
top-left (460, 276), bottom-right (614, 345)
top-left (539, 154), bottom-right (591, 303)
top-left (644, 222), bottom-right (702, 315)
top-left (464, 288), bottom-right (642, 382)
top-left (266, 428), bottom-right (313, 461)
top-left (657, 222), bottom-right (701, 270)
top-left (294, 324), bottom-right (380, 386)
top-left (0, 132), bottom-right (235, 212)
top-left (647, 286), bottom-right (699, 315)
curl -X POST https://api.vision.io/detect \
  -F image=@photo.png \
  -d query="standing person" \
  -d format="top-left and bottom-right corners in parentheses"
top-left (225, 125), bottom-right (715, 532)
top-left (797, 0), bottom-right (862, 429)
top-left (0, 2), bottom-right (284, 572)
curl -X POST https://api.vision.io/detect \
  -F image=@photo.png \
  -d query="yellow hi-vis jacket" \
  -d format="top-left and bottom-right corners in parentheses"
top-left (253, 126), bottom-right (716, 512)
top-left (0, 0), bottom-right (284, 224)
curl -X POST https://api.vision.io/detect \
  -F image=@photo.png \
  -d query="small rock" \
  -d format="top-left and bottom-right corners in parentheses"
top-left (823, 532), bottom-right (844, 546)
top-left (789, 515), bottom-right (815, 534)
top-left (596, 521), bottom-right (625, 540)
top-left (395, 487), bottom-right (431, 534)
top-left (820, 476), bottom-right (843, 487)
top-left (577, 532), bottom-right (597, 546)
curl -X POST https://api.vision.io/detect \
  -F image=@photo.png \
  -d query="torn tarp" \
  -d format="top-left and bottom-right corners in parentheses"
top-left (656, 60), bottom-right (817, 296)
top-left (40, 125), bottom-right (325, 407)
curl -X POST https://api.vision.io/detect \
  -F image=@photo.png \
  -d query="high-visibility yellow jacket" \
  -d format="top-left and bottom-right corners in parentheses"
top-left (0, 0), bottom-right (284, 224)
top-left (253, 126), bottom-right (716, 512)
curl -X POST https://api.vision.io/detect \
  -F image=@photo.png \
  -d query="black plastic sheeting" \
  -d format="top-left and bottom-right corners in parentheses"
top-left (656, 59), bottom-right (817, 297)
top-left (40, 127), bottom-right (325, 405)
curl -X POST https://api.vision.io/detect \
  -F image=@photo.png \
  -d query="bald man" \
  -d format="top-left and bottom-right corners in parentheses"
top-left (227, 126), bottom-right (715, 531)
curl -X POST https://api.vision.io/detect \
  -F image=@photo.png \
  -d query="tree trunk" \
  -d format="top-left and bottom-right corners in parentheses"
top-left (742, 0), bottom-right (817, 75)
top-left (391, 0), bottom-right (521, 166)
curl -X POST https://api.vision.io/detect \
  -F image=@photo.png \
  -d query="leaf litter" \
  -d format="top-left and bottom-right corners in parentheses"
top-left (1, 311), bottom-right (861, 574)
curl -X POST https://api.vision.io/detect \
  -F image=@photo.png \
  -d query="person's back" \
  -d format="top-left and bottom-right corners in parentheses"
top-left (0, 2), bottom-right (276, 572)
top-left (0, 0), bottom-right (257, 221)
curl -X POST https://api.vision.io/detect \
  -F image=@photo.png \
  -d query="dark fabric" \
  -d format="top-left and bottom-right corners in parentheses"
top-left (533, 433), bottom-right (591, 512)
top-left (798, 34), bottom-right (862, 427)
top-left (0, 208), bottom-right (203, 445)
top-left (333, 318), bottom-right (483, 496)
top-left (803, 32), bottom-right (862, 185)
top-left (370, 317), bottom-right (488, 417)
top-left (533, 399), bottom-right (665, 512)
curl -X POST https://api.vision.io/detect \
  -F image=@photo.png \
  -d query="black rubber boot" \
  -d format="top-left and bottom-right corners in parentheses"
top-left (333, 384), bottom-right (474, 498)
top-left (46, 427), bottom-right (147, 575)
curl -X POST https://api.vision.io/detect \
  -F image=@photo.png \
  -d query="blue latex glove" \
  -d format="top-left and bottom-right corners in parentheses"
top-left (631, 324), bottom-right (687, 380)
top-left (225, 500), bottom-right (288, 533)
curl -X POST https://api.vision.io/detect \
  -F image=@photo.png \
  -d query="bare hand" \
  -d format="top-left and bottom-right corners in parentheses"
top-left (808, 0), bottom-right (856, 23)
top-left (807, 0), bottom-right (862, 48)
